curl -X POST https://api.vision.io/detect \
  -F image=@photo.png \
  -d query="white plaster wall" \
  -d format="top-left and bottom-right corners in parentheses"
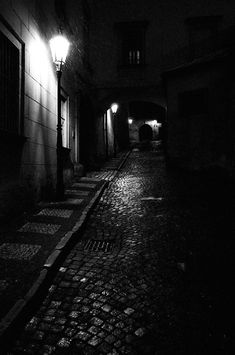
top-left (0, 0), bottom-right (79, 198)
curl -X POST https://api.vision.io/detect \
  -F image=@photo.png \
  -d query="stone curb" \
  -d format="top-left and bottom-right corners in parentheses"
top-left (116, 151), bottom-right (131, 172)
top-left (0, 151), bottom-right (130, 351)
top-left (0, 180), bottom-right (109, 351)
top-left (109, 151), bottom-right (131, 181)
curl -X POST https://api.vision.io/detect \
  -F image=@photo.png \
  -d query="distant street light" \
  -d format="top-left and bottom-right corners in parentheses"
top-left (111, 103), bottom-right (119, 157)
top-left (128, 118), bottom-right (133, 125)
top-left (111, 103), bottom-right (118, 114)
top-left (50, 35), bottom-right (70, 200)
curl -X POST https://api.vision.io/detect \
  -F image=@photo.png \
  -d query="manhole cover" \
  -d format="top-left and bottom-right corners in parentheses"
top-left (83, 240), bottom-right (114, 252)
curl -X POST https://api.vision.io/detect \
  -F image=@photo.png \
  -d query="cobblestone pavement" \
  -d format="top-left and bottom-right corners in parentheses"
top-left (8, 150), bottom-right (234, 354)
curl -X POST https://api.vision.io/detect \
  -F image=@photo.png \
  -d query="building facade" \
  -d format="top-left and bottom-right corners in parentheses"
top-left (0, 0), bottom-right (92, 219)
top-left (87, 0), bottom-right (235, 174)
top-left (1, 0), bottom-right (235, 219)
top-left (162, 7), bottom-right (235, 172)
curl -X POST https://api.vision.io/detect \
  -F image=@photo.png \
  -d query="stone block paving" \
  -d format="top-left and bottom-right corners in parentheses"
top-left (87, 171), bottom-right (117, 182)
top-left (45, 198), bottom-right (84, 207)
top-left (8, 150), bottom-right (234, 354)
top-left (36, 209), bottom-right (73, 219)
top-left (18, 223), bottom-right (61, 235)
top-left (0, 173), bottom-right (110, 323)
top-left (56, 198), bottom-right (84, 206)
top-left (0, 243), bottom-right (41, 261)
top-left (80, 177), bottom-right (101, 182)
top-left (66, 190), bottom-right (90, 196)
top-left (72, 183), bottom-right (97, 189)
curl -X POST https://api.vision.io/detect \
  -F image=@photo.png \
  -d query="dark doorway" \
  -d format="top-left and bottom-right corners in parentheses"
top-left (79, 94), bottom-right (96, 169)
top-left (139, 124), bottom-right (152, 141)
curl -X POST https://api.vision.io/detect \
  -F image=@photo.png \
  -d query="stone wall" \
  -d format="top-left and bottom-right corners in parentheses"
top-left (88, 0), bottom-right (235, 88)
top-left (86, 0), bottom-right (235, 167)
top-left (164, 55), bottom-right (231, 171)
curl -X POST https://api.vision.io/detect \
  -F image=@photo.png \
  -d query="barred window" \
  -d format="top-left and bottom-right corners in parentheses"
top-left (122, 29), bottom-right (143, 66)
top-left (115, 21), bottom-right (148, 67)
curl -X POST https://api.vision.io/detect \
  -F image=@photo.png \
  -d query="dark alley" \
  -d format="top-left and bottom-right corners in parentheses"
top-left (1, 0), bottom-right (235, 354)
top-left (5, 148), bottom-right (234, 354)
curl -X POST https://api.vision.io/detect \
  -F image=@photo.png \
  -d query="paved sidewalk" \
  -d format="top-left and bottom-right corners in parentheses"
top-left (0, 151), bottom-right (130, 348)
top-left (6, 149), bottom-right (235, 354)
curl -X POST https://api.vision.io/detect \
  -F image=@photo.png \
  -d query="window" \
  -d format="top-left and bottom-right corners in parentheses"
top-left (123, 29), bottom-right (142, 65)
top-left (0, 19), bottom-right (24, 135)
top-left (60, 89), bottom-right (69, 148)
top-left (178, 88), bottom-right (208, 117)
top-left (115, 21), bottom-right (148, 67)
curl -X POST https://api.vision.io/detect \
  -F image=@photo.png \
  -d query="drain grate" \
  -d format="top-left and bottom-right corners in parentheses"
top-left (83, 240), bottom-right (114, 252)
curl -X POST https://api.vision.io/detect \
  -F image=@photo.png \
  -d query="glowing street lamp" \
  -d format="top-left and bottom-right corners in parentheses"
top-left (50, 35), bottom-right (70, 200)
top-left (111, 103), bottom-right (119, 157)
top-left (128, 118), bottom-right (133, 125)
top-left (49, 35), bottom-right (70, 72)
top-left (111, 103), bottom-right (118, 114)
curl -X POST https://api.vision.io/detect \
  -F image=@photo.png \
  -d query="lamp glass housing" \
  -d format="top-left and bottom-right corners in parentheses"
top-left (49, 35), bottom-right (70, 70)
top-left (111, 103), bottom-right (119, 114)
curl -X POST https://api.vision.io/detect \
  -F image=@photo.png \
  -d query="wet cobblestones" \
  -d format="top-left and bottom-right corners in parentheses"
top-left (8, 151), bottom-right (234, 354)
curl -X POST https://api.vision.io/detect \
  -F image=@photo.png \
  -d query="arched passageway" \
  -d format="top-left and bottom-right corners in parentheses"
top-left (139, 124), bottom-right (153, 141)
top-left (92, 95), bottom-right (167, 163)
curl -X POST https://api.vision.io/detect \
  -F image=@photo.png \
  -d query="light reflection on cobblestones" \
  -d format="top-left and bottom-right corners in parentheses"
top-left (9, 151), bottom-right (232, 354)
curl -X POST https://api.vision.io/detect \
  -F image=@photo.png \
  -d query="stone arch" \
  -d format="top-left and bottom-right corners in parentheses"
top-left (92, 87), bottom-right (167, 156)
top-left (94, 86), bottom-right (166, 115)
